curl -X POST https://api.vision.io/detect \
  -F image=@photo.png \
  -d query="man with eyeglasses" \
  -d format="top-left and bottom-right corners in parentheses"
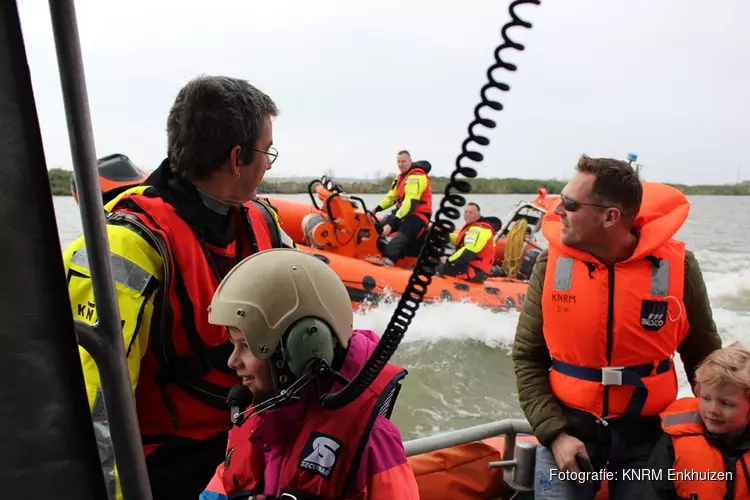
top-left (511, 154), bottom-right (721, 500)
top-left (63, 75), bottom-right (294, 500)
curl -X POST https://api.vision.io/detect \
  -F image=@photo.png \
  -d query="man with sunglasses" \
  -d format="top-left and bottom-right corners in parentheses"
top-left (511, 154), bottom-right (721, 499)
top-left (63, 75), bottom-right (294, 500)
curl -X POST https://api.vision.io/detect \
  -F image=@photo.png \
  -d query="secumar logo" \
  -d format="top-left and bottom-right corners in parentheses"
top-left (298, 431), bottom-right (343, 479)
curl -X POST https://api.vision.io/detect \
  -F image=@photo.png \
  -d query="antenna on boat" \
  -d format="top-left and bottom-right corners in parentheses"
top-left (319, 0), bottom-right (542, 410)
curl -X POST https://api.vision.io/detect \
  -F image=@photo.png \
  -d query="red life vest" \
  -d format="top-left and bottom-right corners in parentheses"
top-left (222, 363), bottom-right (406, 499)
top-left (108, 190), bottom-right (278, 452)
top-left (541, 182), bottom-right (691, 419)
top-left (395, 167), bottom-right (432, 224)
top-left (455, 220), bottom-right (496, 276)
top-left (661, 397), bottom-right (750, 499)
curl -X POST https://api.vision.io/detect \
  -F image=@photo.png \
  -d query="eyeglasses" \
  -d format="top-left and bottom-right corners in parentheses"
top-left (252, 146), bottom-right (278, 165)
top-left (559, 194), bottom-right (611, 212)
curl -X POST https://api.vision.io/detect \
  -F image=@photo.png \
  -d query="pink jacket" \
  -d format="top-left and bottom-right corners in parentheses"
top-left (200, 329), bottom-right (420, 500)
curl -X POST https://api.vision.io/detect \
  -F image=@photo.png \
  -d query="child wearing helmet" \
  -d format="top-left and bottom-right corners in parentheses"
top-left (199, 249), bottom-right (419, 500)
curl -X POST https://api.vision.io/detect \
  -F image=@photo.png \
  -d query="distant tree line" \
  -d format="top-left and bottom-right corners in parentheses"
top-left (49, 168), bottom-right (73, 195)
top-left (47, 167), bottom-right (750, 197)
top-left (258, 176), bottom-right (750, 196)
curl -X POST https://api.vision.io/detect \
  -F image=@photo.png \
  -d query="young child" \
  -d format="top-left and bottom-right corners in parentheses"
top-left (199, 249), bottom-right (419, 500)
top-left (648, 341), bottom-right (750, 499)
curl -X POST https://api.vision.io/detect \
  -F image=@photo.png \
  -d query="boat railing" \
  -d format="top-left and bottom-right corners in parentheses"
top-left (495, 202), bottom-right (545, 240)
top-left (404, 418), bottom-right (537, 495)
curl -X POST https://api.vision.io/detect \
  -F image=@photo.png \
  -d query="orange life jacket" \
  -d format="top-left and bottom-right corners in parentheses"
top-left (395, 167), bottom-right (432, 224)
top-left (108, 190), bottom-right (277, 453)
top-left (222, 363), bottom-right (406, 498)
top-left (456, 220), bottom-right (496, 276)
top-left (661, 397), bottom-right (750, 499)
top-left (541, 182), bottom-right (691, 418)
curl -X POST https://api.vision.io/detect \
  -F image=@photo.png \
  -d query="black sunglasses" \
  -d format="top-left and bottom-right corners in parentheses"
top-left (559, 195), bottom-right (611, 212)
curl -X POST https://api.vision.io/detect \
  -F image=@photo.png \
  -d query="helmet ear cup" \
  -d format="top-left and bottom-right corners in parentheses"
top-left (282, 317), bottom-right (336, 377)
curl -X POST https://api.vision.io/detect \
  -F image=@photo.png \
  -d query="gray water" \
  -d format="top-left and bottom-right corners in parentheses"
top-left (53, 193), bottom-right (750, 440)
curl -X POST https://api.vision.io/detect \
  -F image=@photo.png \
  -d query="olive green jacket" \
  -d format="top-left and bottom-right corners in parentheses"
top-left (511, 248), bottom-right (722, 446)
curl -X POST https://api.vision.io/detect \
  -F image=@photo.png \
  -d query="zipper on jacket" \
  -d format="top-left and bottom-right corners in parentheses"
top-left (602, 265), bottom-right (615, 420)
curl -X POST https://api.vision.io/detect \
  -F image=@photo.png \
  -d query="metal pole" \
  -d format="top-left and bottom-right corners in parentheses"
top-left (46, 0), bottom-right (152, 498)
top-left (403, 419), bottom-right (533, 456)
top-left (0, 1), bottom-right (107, 497)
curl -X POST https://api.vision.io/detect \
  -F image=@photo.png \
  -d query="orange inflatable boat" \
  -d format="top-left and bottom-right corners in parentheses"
top-left (265, 176), bottom-right (560, 312)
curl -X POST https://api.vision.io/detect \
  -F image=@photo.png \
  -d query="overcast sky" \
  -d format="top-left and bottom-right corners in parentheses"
top-left (16, 0), bottom-right (750, 184)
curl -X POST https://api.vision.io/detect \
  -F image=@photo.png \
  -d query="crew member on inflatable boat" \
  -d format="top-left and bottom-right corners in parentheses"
top-left (437, 202), bottom-right (496, 282)
top-left (648, 341), bottom-right (750, 500)
top-left (200, 249), bottom-right (419, 500)
top-left (63, 75), bottom-right (294, 500)
top-left (511, 154), bottom-right (722, 500)
top-left (367, 150), bottom-right (433, 266)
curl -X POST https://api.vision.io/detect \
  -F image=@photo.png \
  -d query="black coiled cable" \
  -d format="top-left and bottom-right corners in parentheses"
top-left (320, 0), bottom-right (541, 410)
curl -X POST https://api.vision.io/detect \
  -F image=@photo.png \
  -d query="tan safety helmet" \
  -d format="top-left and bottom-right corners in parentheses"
top-left (208, 249), bottom-right (353, 377)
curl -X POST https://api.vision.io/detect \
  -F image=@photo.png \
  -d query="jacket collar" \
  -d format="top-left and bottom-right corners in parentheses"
top-left (145, 158), bottom-right (240, 247)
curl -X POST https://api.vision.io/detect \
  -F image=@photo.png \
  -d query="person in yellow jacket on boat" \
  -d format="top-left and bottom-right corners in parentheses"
top-left (62, 75), bottom-right (294, 500)
top-left (647, 341), bottom-right (750, 500)
top-left (437, 202), bottom-right (497, 282)
top-left (367, 150), bottom-right (433, 266)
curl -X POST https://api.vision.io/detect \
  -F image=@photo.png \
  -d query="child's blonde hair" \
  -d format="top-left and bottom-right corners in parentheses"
top-left (695, 341), bottom-right (750, 399)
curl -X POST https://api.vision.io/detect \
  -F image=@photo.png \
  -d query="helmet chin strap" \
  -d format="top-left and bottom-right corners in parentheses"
top-left (235, 358), bottom-right (327, 422)
top-left (233, 343), bottom-right (355, 424)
